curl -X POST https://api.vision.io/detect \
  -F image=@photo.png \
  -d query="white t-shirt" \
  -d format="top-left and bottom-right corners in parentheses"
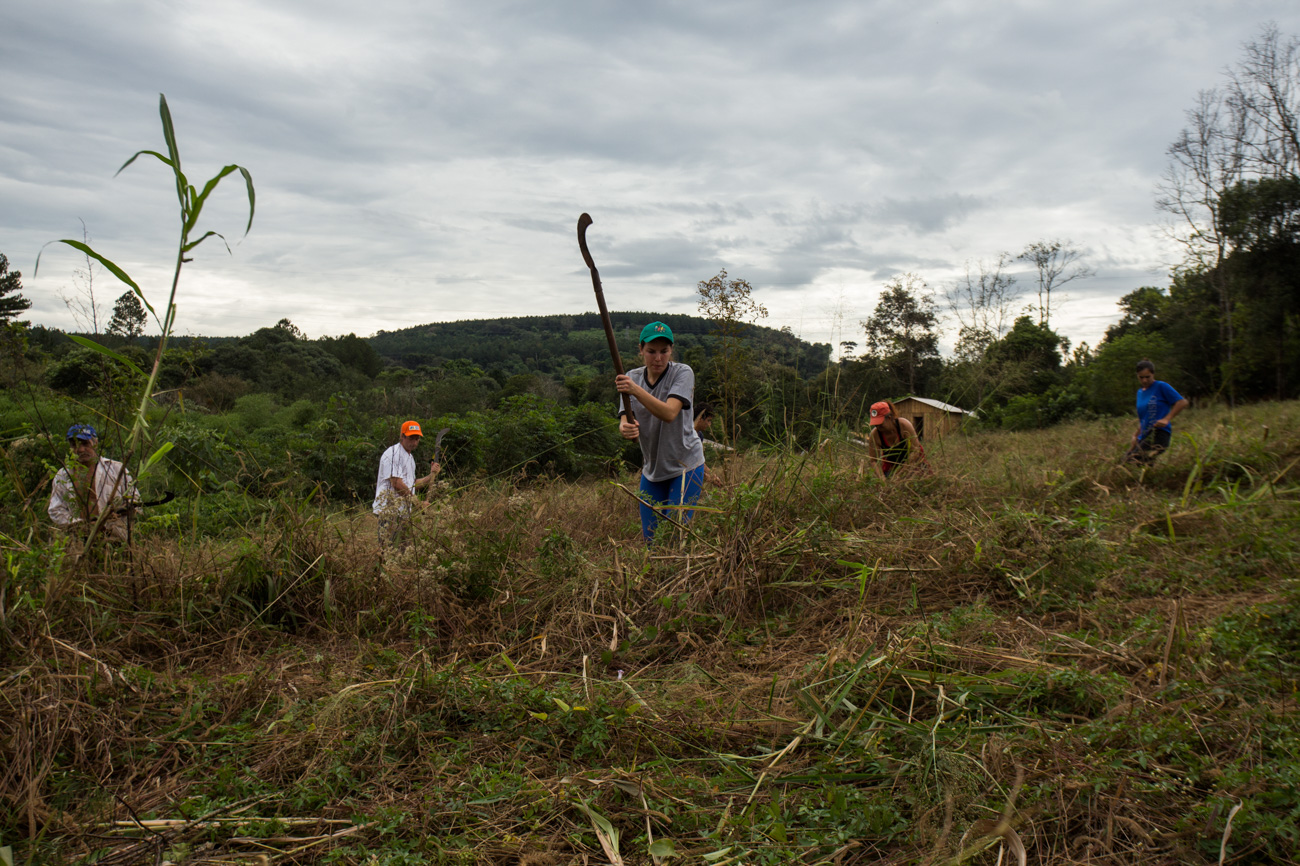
top-left (48, 457), bottom-right (138, 527)
top-left (372, 442), bottom-right (416, 515)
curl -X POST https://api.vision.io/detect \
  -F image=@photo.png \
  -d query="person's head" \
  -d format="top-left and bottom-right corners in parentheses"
top-left (1136, 359), bottom-right (1156, 389)
top-left (66, 423), bottom-right (99, 466)
top-left (638, 321), bottom-right (674, 374)
top-left (399, 420), bottom-right (423, 453)
top-left (694, 401), bottom-right (715, 434)
top-left (868, 401), bottom-right (894, 428)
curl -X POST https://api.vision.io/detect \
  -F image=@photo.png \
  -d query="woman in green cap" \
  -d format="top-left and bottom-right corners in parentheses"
top-left (616, 321), bottom-right (707, 543)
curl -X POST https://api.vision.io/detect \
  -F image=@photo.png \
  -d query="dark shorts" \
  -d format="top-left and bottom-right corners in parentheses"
top-left (1125, 428), bottom-right (1172, 465)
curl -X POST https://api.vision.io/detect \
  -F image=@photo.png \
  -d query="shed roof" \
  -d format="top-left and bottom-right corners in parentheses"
top-left (897, 396), bottom-right (973, 415)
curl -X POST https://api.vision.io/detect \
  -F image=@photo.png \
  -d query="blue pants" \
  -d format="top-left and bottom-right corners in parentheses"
top-left (639, 466), bottom-right (706, 543)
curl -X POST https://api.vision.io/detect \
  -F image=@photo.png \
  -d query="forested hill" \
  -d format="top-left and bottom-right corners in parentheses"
top-left (367, 312), bottom-right (832, 378)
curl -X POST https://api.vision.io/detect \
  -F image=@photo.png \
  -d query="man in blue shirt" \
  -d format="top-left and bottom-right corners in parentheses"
top-left (1124, 360), bottom-right (1189, 465)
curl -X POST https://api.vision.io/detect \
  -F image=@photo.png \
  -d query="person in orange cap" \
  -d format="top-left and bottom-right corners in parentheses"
top-left (866, 401), bottom-right (918, 480)
top-left (372, 420), bottom-right (441, 550)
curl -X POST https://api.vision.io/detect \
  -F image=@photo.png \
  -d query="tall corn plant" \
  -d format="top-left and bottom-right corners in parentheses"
top-left (36, 94), bottom-right (255, 547)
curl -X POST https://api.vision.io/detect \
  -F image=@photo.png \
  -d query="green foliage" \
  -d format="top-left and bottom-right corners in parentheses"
top-left (196, 330), bottom-right (362, 400)
top-left (1011, 666), bottom-right (1126, 717)
top-left (862, 273), bottom-right (941, 396)
top-left (0, 253), bottom-right (31, 325)
top-left (1084, 331), bottom-right (1183, 417)
top-left (698, 269), bottom-right (769, 443)
top-left (369, 311), bottom-right (829, 384)
top-left (106, 290), bottom-right (148, 341)
top-left (983, 381), bottom-right (1095, 430)
top-left (45, 345), bottom-right (140, 396)
top-left (318, 332), bottom-right (384, 377)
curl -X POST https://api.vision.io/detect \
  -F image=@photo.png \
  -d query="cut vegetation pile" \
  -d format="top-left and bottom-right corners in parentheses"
top-left (3, 402), bottom-right (1299, 865)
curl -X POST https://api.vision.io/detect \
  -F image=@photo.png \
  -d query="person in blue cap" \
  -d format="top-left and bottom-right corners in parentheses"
top-left (616, 321), bottom-right (707, 544)
top-left (48, 423), bottom-right (140, 541)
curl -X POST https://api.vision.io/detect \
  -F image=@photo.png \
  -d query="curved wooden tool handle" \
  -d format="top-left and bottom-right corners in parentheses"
top-left (578, 213), bottom-right (633, 419)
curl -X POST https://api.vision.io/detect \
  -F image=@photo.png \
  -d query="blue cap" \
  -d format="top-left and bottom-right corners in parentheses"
top-left (67, 424), bottom-right (98, 441)
top-left (639, 321), bottom-right (674, 344)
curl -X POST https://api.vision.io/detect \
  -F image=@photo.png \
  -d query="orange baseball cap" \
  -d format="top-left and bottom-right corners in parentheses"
top-left (868, 402), bottom-right (891, 426)
top-left (401, 420), bottom-right (423, 437)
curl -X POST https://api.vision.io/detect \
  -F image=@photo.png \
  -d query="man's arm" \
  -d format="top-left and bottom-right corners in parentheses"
top-left (48, 470), bottom-right (75, 527)
top-left (413, 462), bottom-right (442, 491)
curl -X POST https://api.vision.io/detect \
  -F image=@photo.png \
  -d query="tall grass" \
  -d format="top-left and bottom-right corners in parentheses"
top-left (32, 93), bottom-right (254, 553)
top-left (4, 402), bottom-right (1298, 863)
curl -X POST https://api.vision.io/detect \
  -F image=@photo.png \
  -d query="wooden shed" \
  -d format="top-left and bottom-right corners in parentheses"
top-left (890, 396), bottom-right (973, 440)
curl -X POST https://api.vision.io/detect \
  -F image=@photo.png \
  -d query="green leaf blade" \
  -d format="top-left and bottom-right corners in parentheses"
top-left (66, 334), bottom-right (146, 378)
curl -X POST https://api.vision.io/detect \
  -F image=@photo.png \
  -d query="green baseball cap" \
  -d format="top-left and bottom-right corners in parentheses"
top-left (639, 321), bottom-right (674, 344)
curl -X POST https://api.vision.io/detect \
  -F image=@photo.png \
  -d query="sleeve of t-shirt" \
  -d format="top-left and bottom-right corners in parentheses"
top-left (48, 469), bottom-right (74, 527)
top-left (666, 364), bottom-right (694, 410)
top-left (378, 447), bottom-right (395, 479)
top-left (1157, 381), bottom-right (1184, 404)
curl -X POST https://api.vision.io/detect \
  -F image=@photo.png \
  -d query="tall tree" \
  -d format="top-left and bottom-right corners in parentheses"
top-left (274, 318), bottom-right (307, 340)
top-left (943, 253), bottom-right (1021, 349)
top-left (1019, 239), bottom-right (1094, 326)
top-left (0, 253), bottom-right (32, 325)
top-left (107, 291), bottom-right (148, 341)
top-left (1217, 176), bottom-right (1300, 397)
top-left (862, 273), bottom-right (939, 395)
top-left (697, 268), bottom-right (767, 443)
top-left (983, 315), bottom-right (1065, 399)
top-left (56, 221), bottom-right (106, 333)
top-left (1157, 24), bottom-right (1300, 402)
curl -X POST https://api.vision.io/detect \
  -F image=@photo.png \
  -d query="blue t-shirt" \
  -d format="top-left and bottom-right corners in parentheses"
top-left (1136, 380), bottom-right (1184, 436)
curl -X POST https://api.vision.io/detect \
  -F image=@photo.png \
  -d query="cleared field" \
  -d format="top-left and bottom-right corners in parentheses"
top-left (4, 401), bottom-right (1299, 865)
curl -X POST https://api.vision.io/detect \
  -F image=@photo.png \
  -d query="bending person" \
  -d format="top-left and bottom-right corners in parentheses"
top-left (692, 401), bottom-right (724, 487)
top-left (866, 401), bottom-right (918, 480)
top-left (1124, 359), bottom-right (1188, 466)
top-left (616, 321), bottom-right (706, 544)
top-left (48, 423), bottom-right (140, 542)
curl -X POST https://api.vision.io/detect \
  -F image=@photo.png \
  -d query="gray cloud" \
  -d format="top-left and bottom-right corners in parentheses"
top-left (3, 0), bottom-right (1299, 357)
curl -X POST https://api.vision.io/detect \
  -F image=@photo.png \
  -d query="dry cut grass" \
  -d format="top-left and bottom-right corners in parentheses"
top-left (3, 401), bottom-right (1300, 864)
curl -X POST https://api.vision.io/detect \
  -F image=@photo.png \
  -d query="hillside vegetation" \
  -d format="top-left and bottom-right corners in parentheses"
top-left (3, 402), bottom-right (1298, 865)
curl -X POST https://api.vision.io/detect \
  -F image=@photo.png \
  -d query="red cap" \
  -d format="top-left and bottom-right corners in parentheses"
top-left (401, 420), bottom-right (423, 437)
top-left (868, 402), bottom-right (891, 426)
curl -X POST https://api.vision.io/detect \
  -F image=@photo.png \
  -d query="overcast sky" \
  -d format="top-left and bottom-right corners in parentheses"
top-left (5, 1), bottom-right (1299, 357)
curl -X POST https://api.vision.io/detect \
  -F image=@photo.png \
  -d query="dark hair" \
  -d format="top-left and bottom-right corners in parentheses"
top-left (695, 402), bottom-right (714, 419)
top-left (1136, 359), bottom-right (1155, 374)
